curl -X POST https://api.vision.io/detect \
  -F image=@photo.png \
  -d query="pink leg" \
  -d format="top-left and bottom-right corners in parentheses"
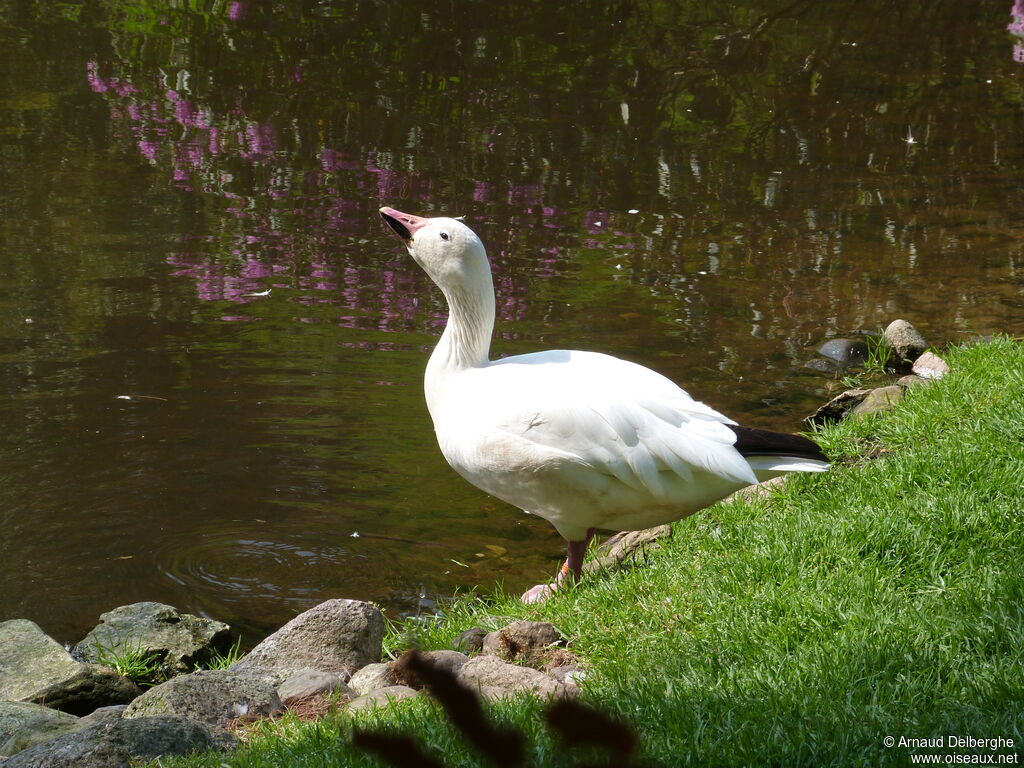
top-left (521, 528), bottom-right (595, 604)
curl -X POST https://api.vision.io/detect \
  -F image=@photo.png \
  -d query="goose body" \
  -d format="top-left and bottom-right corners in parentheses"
top-left (431, 348), bottom-right (766, 541)
top-left (379, 206), bottom-right (828, 601)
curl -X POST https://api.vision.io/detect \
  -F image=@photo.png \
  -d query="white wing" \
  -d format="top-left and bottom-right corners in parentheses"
top-left (439, 350), bottom-right (758, 499)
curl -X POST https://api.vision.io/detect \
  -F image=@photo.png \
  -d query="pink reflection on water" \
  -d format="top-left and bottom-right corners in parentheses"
top-left (138, 139), bottom-right (159, 161)
top-left (1010, 0), bottom-right (1024, 31)
top-left (168, 253), bottom-right (270, 303)
top-left (319, 148), bottom-right (361, 173)
top-left (507, 184), bottom-right (542, 207)
top-left (1012, 0), bottom-right (1024, 61)
top-left (242, 123), bottom-right (277, 159)
top-left (84, 62), bottom-right (624, 334)
top-left (86, 62), bottom-right (137, 96)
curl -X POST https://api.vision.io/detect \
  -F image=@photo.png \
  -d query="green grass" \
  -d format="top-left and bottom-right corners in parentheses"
top-left (837, 332), bottom-right (894, 389)
top-left (199, 635), bottom-right (246, 671)
top-left (862, 331), bottom-right (895, 375)
top-left (166, 337), bottom-right (1024, 767)
top-left (92, 635), bottom-right (246, 684)
top-left (91, 640), bottom-right (166, 687)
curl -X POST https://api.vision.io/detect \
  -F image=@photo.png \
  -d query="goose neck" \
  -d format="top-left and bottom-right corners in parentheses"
top-left (431, 281), bottom-right (495, 372)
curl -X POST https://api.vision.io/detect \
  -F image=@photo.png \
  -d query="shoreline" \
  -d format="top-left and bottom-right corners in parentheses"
top-left (4, 333), bottom-right (1021, 767)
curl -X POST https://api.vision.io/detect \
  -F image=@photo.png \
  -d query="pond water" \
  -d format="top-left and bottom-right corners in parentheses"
top-left (1, 1), bottom-right (1022, 644)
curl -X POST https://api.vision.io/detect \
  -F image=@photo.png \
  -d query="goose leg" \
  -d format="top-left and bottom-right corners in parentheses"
top-left (521, 528), bottom-right (595, 604)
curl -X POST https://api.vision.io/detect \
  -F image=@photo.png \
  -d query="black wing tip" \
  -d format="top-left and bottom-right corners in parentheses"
top-left (727, 424), bottom-right (829, 463)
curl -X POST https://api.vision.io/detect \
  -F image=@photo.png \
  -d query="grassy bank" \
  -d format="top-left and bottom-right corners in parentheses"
top-left (170, 337), bottom-right (1024, 767)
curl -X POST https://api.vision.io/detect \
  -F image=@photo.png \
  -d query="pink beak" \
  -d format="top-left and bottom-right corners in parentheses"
top-left (379, 207), bottom-right (431, 241)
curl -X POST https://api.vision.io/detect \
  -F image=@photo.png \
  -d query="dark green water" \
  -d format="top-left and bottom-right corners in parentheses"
top-left (1, 0), bottom-right (1022, 643)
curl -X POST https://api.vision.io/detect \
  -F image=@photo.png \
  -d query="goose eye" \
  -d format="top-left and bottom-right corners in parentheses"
top-left (440, 232), bottom-right (450, 241)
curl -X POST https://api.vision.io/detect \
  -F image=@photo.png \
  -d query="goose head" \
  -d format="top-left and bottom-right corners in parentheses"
top-left (379, 206), bottom-right (490, 295)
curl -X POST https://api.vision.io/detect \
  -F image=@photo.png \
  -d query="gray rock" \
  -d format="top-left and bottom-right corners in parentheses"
top-left (0, 702), bottom-right (80, 757)
top-left (583, 525), bottom-right (672, 575)
top-left (77, 705), bottom-right (127, 727)
top-left (122, 668), bottom-right (281, 729)
top-left (451, 627), bottom-right (488, 654)
top-left (456, 656), bottom-right (572, 700)
top-left (419, 650), bottom-right (469, 677)
top-left (851, 386), bottom-right (903, 417)
top-left (0, 619), bottom-right (140, 715)
top-left (31, 664), bottom-right (142, 716)
top-left (348, 662), bottom-right (393, 695)
top-left (344, 685), bottom-right (420, 712)
top-left (277, 669), bottom-right (354, 705)
top-left (817, 338), bottom-right (868, 366)
top-left (232, 599), bottom-right (384, 679)
top-left (547, 664), bottom-right (587, 687)
top-left (75, 602), bottom-right (232, 676)
top-left (2, 715), bottom-right (236, 768)
top-left (804, 388), bottom-right (871, 427)
top-left (897, 374), bottom-right (930, 388)
top-left (387, 650), bottom-right (470, 689)
top-left (1, 620), bottom-right (83, 702)
top-left (883, 319), bottom-right (929, 362)
top-left (912, 351), bottom-right (950, 380)
top-left (482, 621), bottom-right (565, 663)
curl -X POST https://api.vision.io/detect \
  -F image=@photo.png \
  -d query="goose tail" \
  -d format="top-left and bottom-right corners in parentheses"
top-left (727, 425), bottom-right (830, 479)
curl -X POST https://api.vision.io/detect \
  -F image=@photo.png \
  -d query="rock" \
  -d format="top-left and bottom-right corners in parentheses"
top-left (1, 620), bottom-right (84, 702)
top-left (276, 669), bottom-right (354, 705)
top-left (419, 650), bottom-right (469, 677)
top-left (456, 656), bottom-right (572, 701)
top-left (583, 526), bottom-right (672, 575)
top-left (0, 619), bottom-right (140, 715)
top-left (232, 599), bottom-right (384, 679)
top-left (31, 664), bottom-right (142, 716)
top-left (348, 662), bottom-right (394, 695)
top-left (389, 650), bottom-right (469, 689)
top-left (816, 338), bottom-right (868, 366)
top-left (883, 319), bottom-right (929, 362)
top-left (1, 715), bottom-right (236, 768)
top-left (912, 351), bottom-right (950, 380)
top-left (77, 705), bottom-right (127, 727)
top-left (451, 627), bottom-right (488, 654)
top-left (850, 386), bottom-right (903, 417)
top-left (546, 664), bottom-right (587, 687)
top-left (804, 388), bottom-right (871, 427)
top-left (75, 602), bottom-right (232, 676)
top-left (481, 621), bottom-right (565, 665)
top-left (122, 669), bottom-right (281, 729)
top-left (0, 702), bottom-right (81, 757)
top-left (897, 374), bottom-right (930, 388)
top-left (344, 685), bottom-right (420, 712)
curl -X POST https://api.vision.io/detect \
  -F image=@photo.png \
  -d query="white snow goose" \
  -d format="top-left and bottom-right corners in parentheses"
top-left (379, 206), bottom-right (829, 603)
